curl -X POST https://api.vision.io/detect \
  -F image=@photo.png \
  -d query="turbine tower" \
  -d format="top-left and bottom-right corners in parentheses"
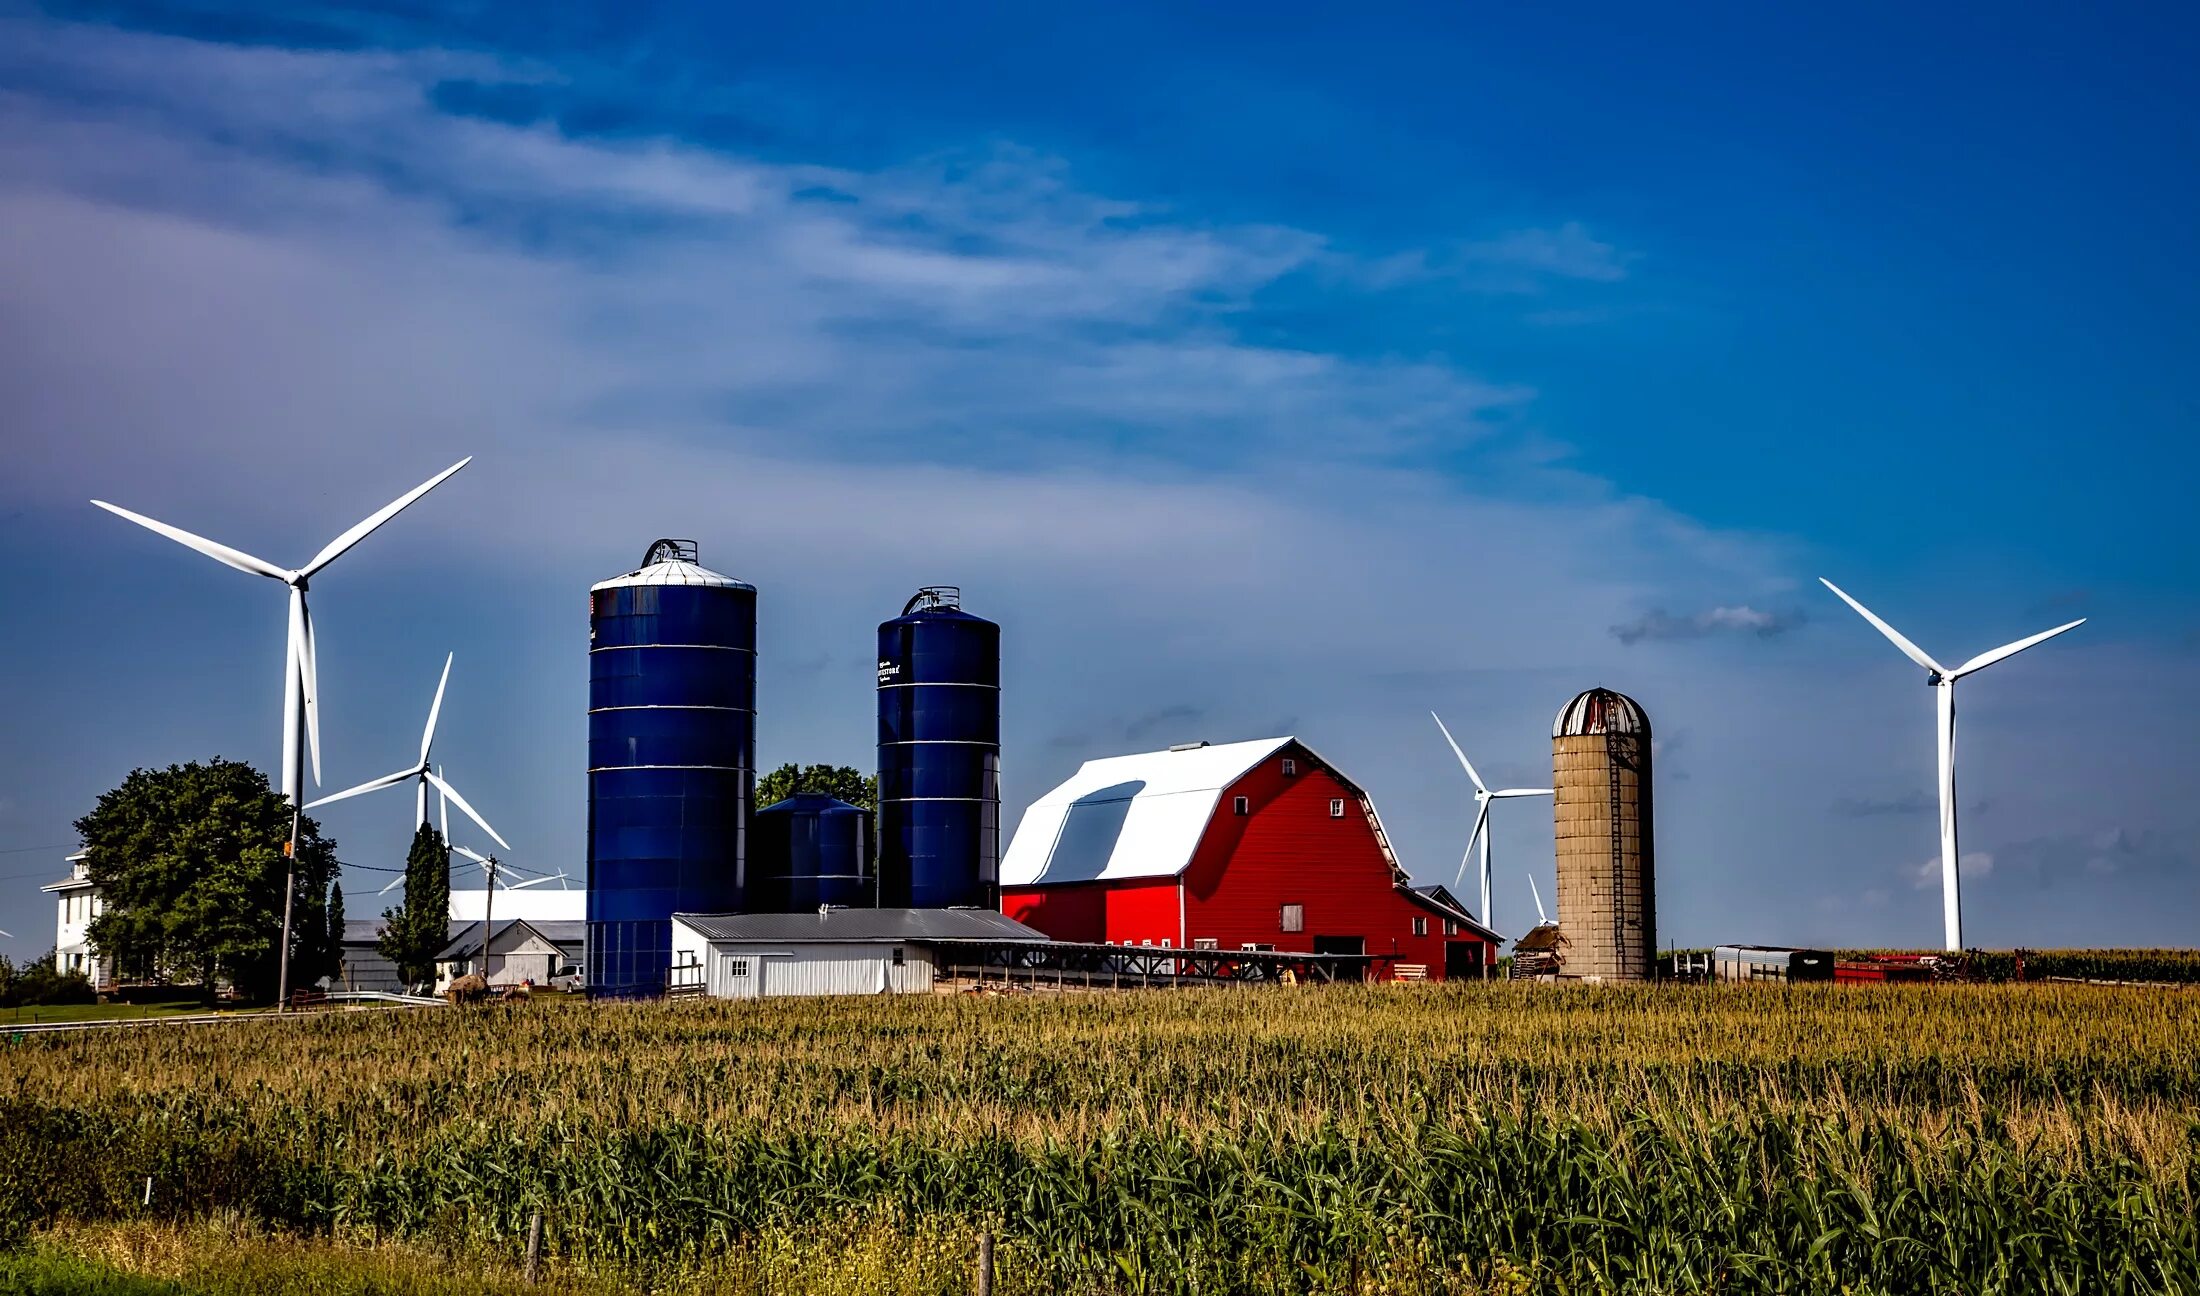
top-left (91, 459), bottom-right (471, 807)
top-left (1431, 712), bottom-right (1554, 937)
top-left (1820, 578), bottom-right (2083, 951)
top-left (306, 653), bottom-right (509, 850)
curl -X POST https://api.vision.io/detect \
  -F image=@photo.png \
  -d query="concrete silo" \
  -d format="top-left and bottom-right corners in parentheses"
top-left (1551, 688), bottom-right (1656, 981)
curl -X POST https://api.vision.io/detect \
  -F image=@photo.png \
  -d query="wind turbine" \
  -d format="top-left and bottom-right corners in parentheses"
top-left (1527, 874), bottom-right (1551, 928)
top-left (306, 653), bottom-right (509, 850)
top-left (1431, 712), bottom-right (1554, 938)
top-left (1820, 577), bottom-right (2084, 951)
top-left (90, 459), bottom-right (470, 808)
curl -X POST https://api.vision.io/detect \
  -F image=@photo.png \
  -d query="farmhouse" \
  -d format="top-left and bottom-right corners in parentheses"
top-left (434, 918), bottom-right (585, 989)
top-left (41, 850), bottom-right (111, 986)
top-left (999, 737), bottom-right (1499, 980)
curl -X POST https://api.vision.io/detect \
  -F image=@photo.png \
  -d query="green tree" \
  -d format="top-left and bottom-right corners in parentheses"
top-left (756, 763), bottom-right (876, 811)
top-left (77, 758), bottom-right (338, 1003)
top-left (379, 824), bottom-right (450, 990)
top-left (322, 880), bottom-right (347, 987)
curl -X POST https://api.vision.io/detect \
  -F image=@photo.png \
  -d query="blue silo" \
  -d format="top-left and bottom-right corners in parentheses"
top-left (587, 539), bottom-right (755, 995)
top-left (751, 794), bottom-right (874, 912)
top-left (877, 587), bottom-right (999, 909)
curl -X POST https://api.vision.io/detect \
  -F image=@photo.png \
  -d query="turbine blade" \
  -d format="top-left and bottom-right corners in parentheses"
top-left (378, 877), bottom-right (404, 896)
top-left (303, 766), bottom-right (416, 810)
top-left (437, 766), bottom-right (448, 841)
top-left (1820, 578), bottom-right (1945, 674)
top-left (1529, 874), bottom-right (1548, 925)
top-left (301, 458), bottom-right (472, 577)
top-left (420, 653), bottom-right (452, 763)
top-left (91, 500), bottom-right (290, 580)
top-left (295, 590), bottom-right (321, 787)
top-left (1429, 712), bottom-right (1487, 792)
top-left (1493, 788), bottom-right (1555, 798)
top-left (1950, 619), bottom-right (2085, 679)
top-left (505, 874), bottom-right (557, 891)
top-left (450, 843), bottom-right (490, 865)
top-left (426, 770), bottom-right (508, 850)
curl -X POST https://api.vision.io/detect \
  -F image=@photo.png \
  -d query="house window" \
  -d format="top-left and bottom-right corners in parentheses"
top-left (1412, 916), bottom-right (1428, 937)
top-left (1329, 798), bottom-right (1346, 817)
top-left (1233, 796), bottom-right (1250, 815)
top-left (892, 947), bottom-right (906, 966)
top-left (1281, 904), bottom-right (1304, 933)
top-left (1281, 758), bottom-right (1297, 776)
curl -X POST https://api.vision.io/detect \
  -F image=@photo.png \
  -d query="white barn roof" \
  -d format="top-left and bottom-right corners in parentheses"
top-left (1000, 737), bottom-right (1299, 886)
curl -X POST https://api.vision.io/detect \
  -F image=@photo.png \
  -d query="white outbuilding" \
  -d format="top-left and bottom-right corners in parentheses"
top-left (669, 908), bottom-right (1049, 998)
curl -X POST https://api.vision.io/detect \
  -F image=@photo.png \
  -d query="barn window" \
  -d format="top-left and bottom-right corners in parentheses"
top-left (1281, 758), bottom-right (1297, 776)
top-left (1281, 904), bottom-right (1304, 933)
top-left (1444, 919), bottom-right (1458, 937)
top-left (1233, 796), bottom-right (1250, 815)
top-left (1412, 916), bottom-right (1428, 937)
top-left (1193, 938), bottom-right (1219, 950)
top-left (1329, 798), bottom-right (1346, 817)
top-left (892, 947), bottom-right (906, 966)
top-left (727, 959), bottom-right (750, 977)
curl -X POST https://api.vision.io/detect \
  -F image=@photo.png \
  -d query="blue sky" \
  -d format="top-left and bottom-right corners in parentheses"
top-left (1, 1), bottom-right (2194, 955)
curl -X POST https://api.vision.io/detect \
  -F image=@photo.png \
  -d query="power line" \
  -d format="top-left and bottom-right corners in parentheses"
top-left (0, 842), bottom-right (75, 856)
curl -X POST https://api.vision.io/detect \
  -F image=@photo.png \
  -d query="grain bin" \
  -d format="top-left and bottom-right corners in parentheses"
top-left (1552, 688), bottom-right (1656, 981)
top-left (587, 539), bottom-right (755, 995)
top-left (876, 587), bottom-right (999, 909)
top-left (751, 793), bottom-right (874, 912)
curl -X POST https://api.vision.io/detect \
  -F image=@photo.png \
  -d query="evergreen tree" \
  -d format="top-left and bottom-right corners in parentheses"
top-left (77, 758), bottom-right (339, 1003)
top-left (379, 824), bottom-right (450, 989)
top-left (319, 880), bottom-right (347, 988)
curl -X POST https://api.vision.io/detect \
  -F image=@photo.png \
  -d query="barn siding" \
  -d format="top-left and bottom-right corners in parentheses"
top-left (1002, 881), bottom-right (1105, 941)
top-left (1181, 749), bottom-right (1477, 978)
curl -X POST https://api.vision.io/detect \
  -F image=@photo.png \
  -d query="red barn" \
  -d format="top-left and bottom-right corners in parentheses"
top-left (999, 737), bottom-right (1497, 980)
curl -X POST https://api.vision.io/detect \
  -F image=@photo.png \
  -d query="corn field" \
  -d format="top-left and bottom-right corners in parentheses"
top-left (5, 983), bottom-right (2198, 1293)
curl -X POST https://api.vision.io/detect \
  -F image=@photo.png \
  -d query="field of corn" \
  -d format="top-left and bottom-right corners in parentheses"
top-left (5, 982), bottom-right (2199, 1294)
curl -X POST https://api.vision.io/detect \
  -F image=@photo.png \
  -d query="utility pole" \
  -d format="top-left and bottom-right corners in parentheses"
top-left (276, 810), bottom-right (299, 1010)
top-left (478, 853), bottom-right (496, 983)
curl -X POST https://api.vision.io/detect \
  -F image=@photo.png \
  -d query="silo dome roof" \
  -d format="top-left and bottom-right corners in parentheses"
top-left (590, 559), bottom-right (751, 593)
top-left (1554, 688), bottom-right (1650, 738)
top-left (591, 539), bottom-right (751, 592)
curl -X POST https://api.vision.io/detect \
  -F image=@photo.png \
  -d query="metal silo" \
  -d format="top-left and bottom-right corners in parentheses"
top-left (877, 587), bottom-right (999, 909)
top-left (751, 793), bottom-right (874, 912)
top-left (1552, 688), bottom-right (1656, 982)
top-left (587, 539), bottom-right (755, 995)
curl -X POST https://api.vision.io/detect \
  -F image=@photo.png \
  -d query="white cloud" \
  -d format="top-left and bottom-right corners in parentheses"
top-left (1913, 852), bottom-right (1994, 889)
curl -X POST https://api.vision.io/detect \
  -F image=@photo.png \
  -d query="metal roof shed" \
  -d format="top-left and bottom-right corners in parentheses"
top-left (669, 908), bottom-right (1048, 999)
